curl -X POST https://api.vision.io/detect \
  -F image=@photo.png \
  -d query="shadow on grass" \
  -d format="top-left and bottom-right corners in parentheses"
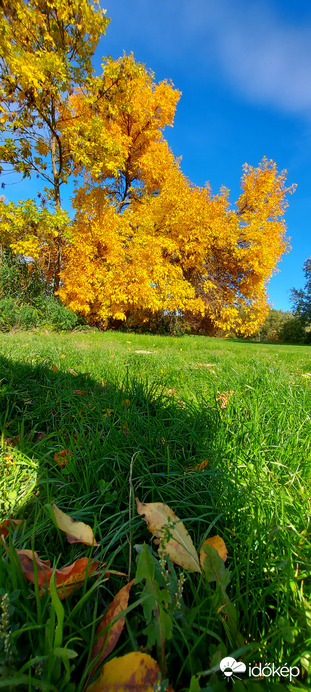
top-left (0, 354), bottom-right (309, 690)
top-left (0, 351), bottom-right (228, 541)
top-left (0, 352), bottom-right (236, 689)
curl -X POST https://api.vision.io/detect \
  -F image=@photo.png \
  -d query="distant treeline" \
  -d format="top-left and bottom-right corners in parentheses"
top-left (245, 308), bottom-right (310, 344)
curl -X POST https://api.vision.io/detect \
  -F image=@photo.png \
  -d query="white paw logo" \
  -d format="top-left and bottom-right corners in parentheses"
top-left (220, 656), bottom-right (246, 681)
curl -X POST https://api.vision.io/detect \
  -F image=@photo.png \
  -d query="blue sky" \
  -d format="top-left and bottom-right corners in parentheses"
top-left (96, 0), bottom-right (311, 311)
top-left (5, 0), bottom-right (311, 311)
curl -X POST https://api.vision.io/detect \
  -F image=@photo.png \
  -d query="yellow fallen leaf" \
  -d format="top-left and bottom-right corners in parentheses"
top-left (60, 353), bottom-right (66, 358)
top-left (136, 499), bottom-right (200, 572)
top-left (86, 651), bottom-right (174, 691)
top-left (200, 535), bottom-right (228, 569)
top-left (194, 459), bottom-right (209, 471)
top-left (52, 504), bottom-right (98, 546)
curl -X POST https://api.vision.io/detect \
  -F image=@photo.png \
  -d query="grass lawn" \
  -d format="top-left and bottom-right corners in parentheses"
top-left (0, 330), bottom-right (310, 691)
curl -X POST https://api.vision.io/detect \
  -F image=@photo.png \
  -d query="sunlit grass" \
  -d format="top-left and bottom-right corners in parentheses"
top-left (0, 330), bottom-right (310, 690)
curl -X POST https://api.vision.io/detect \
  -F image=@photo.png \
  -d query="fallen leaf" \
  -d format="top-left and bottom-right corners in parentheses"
top-left (54, 449), bottom-right (72, 467)
top-left (0, 519), bottom-right (23, 539)
top-left (15, 550), bottom-right (100, 599)
top-left (52, 365), bottom-right (58, 373)
top-left (134, 350), bottom-right (154, 354)
top-left (86, 580), bottom-right (135, 686)
top-left (60, 353), bottom-right (66, 358)
top-left (3, 436), bottom-right (19, 447)
top-left (200, 536), bottom-right (228, 569)
top-left (193, 459), bottom-right (209, 471)
top-left (216, 390), bottom-right (234, 409)
top-left (102, 408), bottom-right (113, 419)
top-left (86, 651), bottom-right (174, 691)
top-left (136, 499), bottom-right (200, 572)
top-left (52, 504), bottom-right (98, 546)
top-left (32, 431), bottom-right (47, 442)
top-left (195, 362), bottom-right (217, 367)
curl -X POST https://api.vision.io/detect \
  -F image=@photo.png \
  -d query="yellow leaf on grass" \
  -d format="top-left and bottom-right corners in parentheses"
top-left (136, 499), bottom-right (200, 572)
top-left (52, 504), bottom-right (98, 546)
top-left (86, 651), bottom-right (174, 691)
top-left (200, 535), bottom-right (228, 569)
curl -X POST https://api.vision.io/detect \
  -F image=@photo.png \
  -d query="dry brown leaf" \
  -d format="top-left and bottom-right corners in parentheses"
top-left (52, 504), bottom-right (98, 545)
top-left (86, 651), bottom-right (174, 691)
top-left (52, 365), bottom-right (58, 373)
top-left (216, 390), bottom-right (234, 409)
top-left (195, 362), bottom-right (217, 367)
top-left (136, 499), bottom-right (200, 572)
top-left (134, 350), bottom-right (154, 354)
top-left (86, 580), bottom-right (135, 687)
top-left (3, 436), bottom-right (19, 447)
top-left (0, 519), bottom-right (23, 538)
top-left (15, 549), bottom-right (100, 599)
top-left (32, 431), bottom-right (47, 442)
top-left (200, 535), bottom-right (228, 569)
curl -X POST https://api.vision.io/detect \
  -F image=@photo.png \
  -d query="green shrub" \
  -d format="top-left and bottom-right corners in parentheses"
top-left (0, 249), bottom-right (85, 331)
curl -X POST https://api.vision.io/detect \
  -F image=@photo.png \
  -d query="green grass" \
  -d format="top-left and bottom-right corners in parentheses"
top-left (0, 330), bottom-right (310, 691)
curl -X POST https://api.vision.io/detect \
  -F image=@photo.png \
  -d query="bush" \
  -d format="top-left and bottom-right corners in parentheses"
top-left (0, 249), bottom-right (49, 302)
top-left (0, 251), bottom-right (84, 331)
top-left (278, 317), bottom-right (307, 344)
top-left (0, 295), bottom-right (82, 332)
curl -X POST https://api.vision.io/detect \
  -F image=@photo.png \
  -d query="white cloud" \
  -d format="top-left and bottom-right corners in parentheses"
top-left (197, 0), bottom-right (311, 116)
top-left (104, 0), bottom-right (311, 117)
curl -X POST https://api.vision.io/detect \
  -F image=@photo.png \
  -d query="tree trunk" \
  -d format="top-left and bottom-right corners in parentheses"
top-left (51, 129), bottom-right (62, 294)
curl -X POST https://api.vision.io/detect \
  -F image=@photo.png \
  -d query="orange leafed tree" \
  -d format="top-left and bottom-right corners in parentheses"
top-left (58, 54), bottom-right (295, 335)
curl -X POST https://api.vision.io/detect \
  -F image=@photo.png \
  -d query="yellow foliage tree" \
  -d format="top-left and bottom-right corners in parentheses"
top-left (0, 0), bottom-right (109, 291)
top-left (58, 55), bottom-right (294, 335)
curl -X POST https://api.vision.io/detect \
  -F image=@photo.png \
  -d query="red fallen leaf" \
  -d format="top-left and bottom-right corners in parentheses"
top-left (15, 550), bottom-right (101, 600)
top-left (85, 580), bottom-right (135, 687)
top-left (3, 436), bottom-right (19, 447)
top-left (0, 519), bottom-right (23, 539)
top-left (74, 390), bottom-right (87, 395)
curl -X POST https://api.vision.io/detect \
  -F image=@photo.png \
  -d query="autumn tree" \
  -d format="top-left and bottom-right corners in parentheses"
top-left (0, 0), bottom-right (109, 290)
top-left (57, 55), bottom-right (294, 335)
